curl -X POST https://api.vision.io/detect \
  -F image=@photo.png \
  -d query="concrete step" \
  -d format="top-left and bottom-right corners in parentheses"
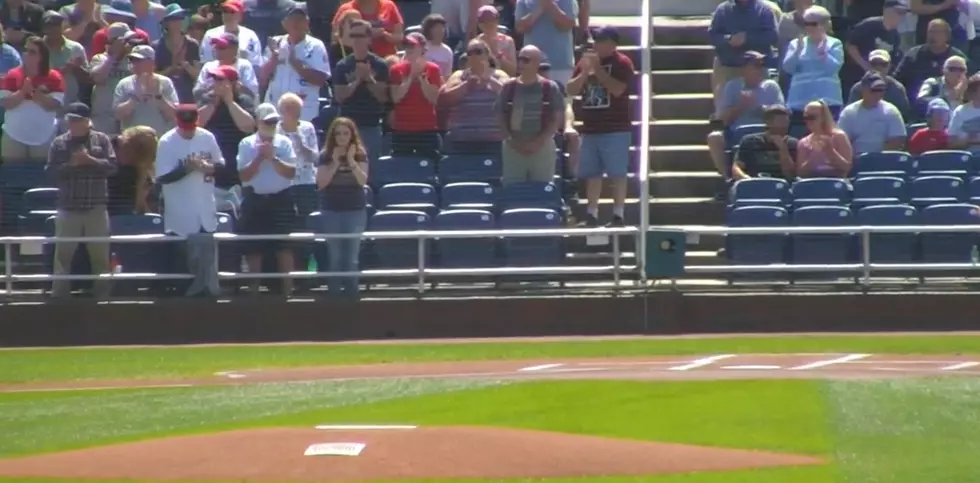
top-left (653, 17), bottom-right (711, 46)
top-left (649, 145), bottom-right (715, 172)
top-left (650, 171), bottom-right (725, 198)
top-left (652, 0), bottom-right (725, 17)
top-left (569, 197), bottom-right (726, 227)
top-left (651, 45), bottom-right (713, 70)
top-left (652, 70), bottom-right (712, 95)
top-left (652, 93), bottom-right (713, 120)
top-left (651, 120), bottom-right (712, 146)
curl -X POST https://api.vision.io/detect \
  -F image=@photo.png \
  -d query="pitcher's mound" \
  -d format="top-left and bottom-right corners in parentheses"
top-left (0, 426), bottom-right (823, 482)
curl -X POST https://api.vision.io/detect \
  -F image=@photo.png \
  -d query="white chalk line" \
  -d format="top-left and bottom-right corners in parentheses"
top-left (315, 425), bottom-right (417, 430)
top-left (788, 354), bottom-right (871, 371)
top-left (940, 362), bottom-right (980, 371)
top-left (720, 365), bottom-right (783, 370)
top-left (668, 354), bottom-right (736, 371)
top-left (518, 363), bottom-right (565, 372)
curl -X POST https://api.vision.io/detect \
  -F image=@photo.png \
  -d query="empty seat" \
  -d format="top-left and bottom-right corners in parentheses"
top-left (21, 187), bottom-right (58, 212)
top-left (434, 209), bottom-right (497, 268)
top-left (441, 182), bottom-right (496, 210)
top-left (791, 178), bottom-right (850, 207)
top-left (498, 181), bottom-right (563, 211)
top-left (969, 177), bottom-right (980, 204)
top-left (369, 210), bottom-right (430, 268)
top-left (439, 153), bottom-right (503, 184)
top-left (851, 176), bottom-right (907, 211)
top-left (857, 204), bottom-right (918, 263)
top-left (791, 205), bottom-right (854, 264)
top-left (853, 151), bottom-right (914, 178)
top-left (915, 150), bottom-right (971, 176)
top-left (499, 208), bottom-right (563, 266)
top-left (910, 175), bottom-right (966, 209)
top-left (725, 205), bottom-right (788, 264)
top-left (371, 155), bottom-right (437, 187)
top-left (728, 124), bottom-right (766, 148)
top-left (110, 213), bottom-right (165, 274)
top-left (920, 203), bottom-right (979, 263)
top-left (377, 182), bottom-right (438, 217)
top-left (730, 178), bottom-right (790, 207)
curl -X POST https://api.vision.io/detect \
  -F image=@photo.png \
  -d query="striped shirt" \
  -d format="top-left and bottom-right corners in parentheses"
top-left (445, 69), bottom-right (508, 142)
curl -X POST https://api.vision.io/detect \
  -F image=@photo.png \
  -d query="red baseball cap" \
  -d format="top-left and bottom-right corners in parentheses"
top-left (403, 32), bottom-right (425, 49)
top-left (208, 64), bottom-right (239, 82)
top-left (221, 0), bottom-right (244, 13)
top-left (210, 32), bottom-right (239, 49)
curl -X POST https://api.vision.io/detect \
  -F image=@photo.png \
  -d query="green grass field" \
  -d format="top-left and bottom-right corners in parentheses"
top-left (2, 334), bottom-right (980, 483)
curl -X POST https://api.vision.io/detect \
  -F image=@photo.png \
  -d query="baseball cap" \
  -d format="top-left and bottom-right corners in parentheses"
top-left (103, 0), bottom-right (137, 20)
top-left (65, 102), bottom-right (91, 120)
top-left (742, 50), bottom-right (766, 64)
top-left (927, 98), bottom-right (951, 114)
top-left (868, 49), bottom-right (891, 63)
top-left (861, 73), bottom-right (887, 89)
top-left (592, 26), bottom-right (620, 44)
top-left (42, 11), bottom-right (65, 26)
top-left (107, 22), bottom-right (134, 41)
top-left (255, 103), bottom-right (281, 123)
top-left (211, 32), bottom-right (239, 49)
top-left (207, 64), bottom-right (239, 82)
top-left (127, 44), bottom-right (155, 61)
top-left (161, 3), bottom-right (187, 22)
top-left (404, 32), bottom-right (425, 48)
top-left (175, 104), bottom-right (199, 128)
top-left (762, 104), bottom-right (791, 117)
top-left (476, 5), bottom-right (498, 22)
top-left (221, 0), bottom-right (245, 13)
top-left (883, 0), bottom-right (909, 11)
top-left (286, 5), bottom-right (308, 17)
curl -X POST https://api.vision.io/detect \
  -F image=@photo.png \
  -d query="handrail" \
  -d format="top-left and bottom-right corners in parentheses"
top-left (637, 0), bottom-right (653, 282)
top-left (656, 224), bottom-right (980, 235)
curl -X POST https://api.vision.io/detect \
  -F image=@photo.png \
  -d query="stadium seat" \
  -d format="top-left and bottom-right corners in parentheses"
top-left (724, 205), bottom-right (788, 264)
top-left (371, 155), bottom-right (437, 188)
top-left (914, 150), bottom-right (970, 176)
top-left (920, 203), bottom-right (980, 263)
top-left (441, 182), bottom-right (496, 210)
top-left (377, 182), bottom-right (439, 217)
top-left (791, 205), bottom-right (854, 264)
top-left (499, 208), bottom-right (564, 266)
top-left (730, 178), bottom-right (790, 207)
top-left (434, 209), bottom-right (498, 268)
top-left (728, 124), bottom-right (766, 148)
top-left (791, 178), bottom-right (850, 208)
top-left (909, 175), bottom-right (966, 209)
top-left (498, 182), bottom-right (563, 212)
top-left (853, 151), bottom-right (914, 178)
top-left (856, 204), bottom-right (918, 263)
top-left (439, 153), bottom-right (503, 184)
top-left (110, 213), bottom-right (165, 274)
top-left (968, 177), bottom-right (980, 204)
top-left (0, 163), bottom-right (49, 233)
top-left (16, 187), bottom-right (60, 234)
top-left (369, 210), bottom-right (431, 268)
top-left (851, 176), bottom-right (907, 211)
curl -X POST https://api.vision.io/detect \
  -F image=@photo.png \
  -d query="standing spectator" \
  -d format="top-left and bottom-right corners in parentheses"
top-left (329, 10), bottom-right (363, 72)
top-left (187, 14), bottom-right (210, 45)
top-left (195, 32), bottom-right (259, 98)
top-left (242, 0), bottom-right (303, 51)
top-left (89, 23), bottom-right (136, 135)
top-left (332, 19), bottom-right (388, 161)
top-left (112, 125), bottom-right (159, 214)
top-left (153, 4), bottom-right (201, 104)
top-left (113, 44), bottom-right (178, 134)
top-left (43, 11), bottom-right (88, 126)
top-left (430, 0), bottom-right (487, 44)
top-left (709, 0), bottom-right (778, 115)
top-left (45, 101), bottom-right (117, 299)
top-left (896, 0), bottom-right (920, 51)
top-left (895, 19), bottom-right (969, 97)
top-left (843, 0), bottom-right (905, 94)
top-left (0, 0), bottom-right (44, 52)
top-left (837, 73), bottom-right (907, 153)
top-left (331, 0), bottom-right (405, 58)
top-left (908, 97), bottom-right (951, 154)
top-left (576, 0), bottom-right (592, 45)
top-left (200, 0), bottom-right (263, 71)
top-left (0, 22), bottom-right (24, 121)
top-left (276, 92), bottom-right (319, 248)
top-left (439, 38), bottom-right (508, 153)
top-left (197, 64), bottom-right (257, 189)
top-left (947, 75), bottom-right (980, 152)
top-left (236, 102), bottom-right (297, 296)
top-left (154, 104), bottom-right (224, 298)
top-left (777, 0), bottom-right (812, 52)
top-left (59, 0), bottom-right (106, 55)
top-left (494, 45), bottom-right (564, 183)
top-left (916, 54), bottom-right (968, 116)
top-left (566, 26), bottom-right (635, 227)
top-left (389, 33), bottom-right (443, 158)
top-left (848, 0), bottom-right (889, 22)
top-left (783, 6), bottom-right (844, 120)
top-left (260, 6), bottom-right (330, 123)
top-left (0, 36), bottom-right (65, 164)
top-left (796, 100), bottom-right (854, 177)
top-left (129, 0), bottom-right (166, 43)
top-left (539, 61), bottom-right (582, 180)
top-left (88, 0), bottom-right (152, 61)
top-left (911, 0), bottom-right (966, 48)
top-left (316, 116), bottom-right (369, 299)
top-left (476, 5), bottom-right (517, 76)
top-left (421, 14), bottom-right (454, 79)
top-left (732, 104), bottom-right (798, 180)
top-left (707, 51), bottom-right (784, 182)
top-left (515, 0), bottom-right (578, 86)
top-left (847, 50), bottom-right (911, 117)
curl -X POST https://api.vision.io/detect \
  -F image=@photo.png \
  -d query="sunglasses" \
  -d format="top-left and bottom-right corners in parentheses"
top-left (803, 21), bottom-right (820, 27)
top-left (947, 66), bottom-right (966, 72)
top-left (517, 55), bottom-right (531, 62)
top-left (870, 61), bottom-right (889, 67)
top-left (467, 48), bottom-right (485, 56)
top-left (869, 88), bottom-right (886, 93)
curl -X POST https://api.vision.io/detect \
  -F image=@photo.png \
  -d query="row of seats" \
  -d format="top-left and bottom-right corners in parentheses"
top-left (731, 176), bottom-right (980, 211)
top-left (371, 152), bottom-right (568, 188)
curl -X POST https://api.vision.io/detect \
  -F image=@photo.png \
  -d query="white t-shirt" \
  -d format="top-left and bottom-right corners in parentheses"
top-left (424, 42), bottom-right (454, 79)
top-left (0, 69), bottom-right (65, 146)
top-left (194, 59), bottom-right (260, 97)
top-left (200, 25), bottom-right (264, 70)
top-left (949, 103), bottom-right (980, 153)
top-left (155, 127), bottom-right (225, 236)
top-left (263, 35), bottom-right (330, 122)
top-left (277, 120), bottom-right (319, 186)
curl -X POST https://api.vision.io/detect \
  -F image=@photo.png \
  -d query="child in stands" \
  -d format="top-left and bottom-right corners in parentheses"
top-left (908, 98), bottom-right (951, 155)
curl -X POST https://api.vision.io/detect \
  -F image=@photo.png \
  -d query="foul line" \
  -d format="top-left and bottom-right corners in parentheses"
top-left (518, 363), bottom-right (565, 372)
top-left (721, 365), bottom-right (782, 370)
top-left (940, 362), bottom-right (980, 371)
top-left (788, 354), bottom-right (870, 371)
top-left (668, 354), bottom-right (735, 371)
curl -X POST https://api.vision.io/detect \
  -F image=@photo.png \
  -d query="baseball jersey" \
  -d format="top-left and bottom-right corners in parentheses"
top-left (200, 25), bottom-right (264, 70)
top-left (263, 35), bottom-right (330, 122)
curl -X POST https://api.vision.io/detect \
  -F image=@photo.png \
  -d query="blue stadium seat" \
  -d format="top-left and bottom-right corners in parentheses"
top-left (730, 178), bottom-right (790, 207)
top-left (16, 187), bottom-right (60, 234)
top-left (853, 151), bottom-right (914, 178)
top-left (0, 163), bottom-right (50, 233)
top-left (856, 204), bottom-right (918, 263)
top-left (499, 208), bottom-right (564, 266)
top-left (215, 213), bottom-right (240, 273)
top-left (434, 209), bottom-right (497, 268)
top-left (441, 182), bottom-right (496, 210)
top-left (498, 182), bottom-right (563, 212)
top-left (439, 153), bottom-right (502, 184)
top-left (724, 205), bottom-right (788, 264)
top-left (371, 155), bottom-right (437, 188)
top-left (910, 175), bottom-right (966, 209)
top-left (110, 213), bottom-right (165, 274)
top-left (969, 177), bottom-right (980, 204)
top-left (920, 203), bottom-right (980, 263)
top-left (377, 182), bottom-right (439, 217)
top-left (729, 124), bottom-right (766, 148)
top-left (791, 205), bottom-right (854, 264)
top-left (914, 150), bottom-right (971, 176)
top-left (369, 210), bottom-right (431, 268)
top-left (851, 176), bottom-right (907, 211)
top-left (791, 178), bottom-right (850, 208)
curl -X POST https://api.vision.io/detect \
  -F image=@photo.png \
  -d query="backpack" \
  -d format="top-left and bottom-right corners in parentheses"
top-left (501, 77), bottom-right (555, 135)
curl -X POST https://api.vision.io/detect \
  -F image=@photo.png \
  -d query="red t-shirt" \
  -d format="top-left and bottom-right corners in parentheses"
top-left (0, 67), bottom-right (66, 145)
top-left (907, 128), bottom-right (949, 156)
top-left (88, 27), bottom-right (151, 59)
top-left (572, 51), bottom-right (635, 134)
top-left (389, 60), bottom-right (443, 132)
top-left (332, 0), bottom-right (404, 58)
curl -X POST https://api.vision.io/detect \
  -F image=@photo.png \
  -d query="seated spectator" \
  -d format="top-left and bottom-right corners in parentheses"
top-left (439, 38), bottom-right (508, 153)
top-left (847, 50), bottom-right (911, 117)
top-left (908, 98), bottom-right (951, 154)
top-left (389, 33), bottom-right (443, 158)
top-left (316, 116), bottom-right (369, 299)
top-left (782, 6), bottom-right (844, 120)
top-left (88, 0), bottom-right (152, 60)
top-left (796, 100), bottom-right (854, 178)
top-left (42, 12), bottom-right (87, 129)
top-left (947, 74), bottom-right (980, 153)
top-left (260, 6), bottom-right (330, 123)
top-left (329, 9), bottom-right (364, 73)
top-left (112, 125), bottom-right (159, 214)
top-left (567, 26), bottom-right (635, 227)
top-left (707, 51), bottom-right (785, 182)
top-left (515, 0), bottom-right (577, 86)
top-left (494, 45), bottom-right (565, 184)
top-left (708, 0), bottom-right (778, 116)
top-left (59, 0), bottom-right (108, 56)
top-left (475, 5), bottom-right (517, 77)
top-left (916, 54), bottom-right (967, 118)
top-left (194, 32), bottom-right (259, 99)
top-left (331, 0), bottom-right (405, 59)
top-left (0, 36), bottom-right (65, 164)
top-left (909, 0), bottom-right (966, 48)
top-left (187, 14), bottom-right (210, 44)
top-left (113, 44), bottom-right (179, 135)
top-left (45, 102), bottom-right (117, 299)
top-left (0, 0), bottom-right (44, 52)
top-left (732, 104), bottom-right (798, 180)
top-left (842, 1), bottom-right (905, 93)
top-left (197, 64), bottom-right (257, 189)
top-left (236, 102), bottom-right (297, 296)
top-left (332, 19), bottom-right (389, 162)
top-left (421, 14), bottom-right (454, 79)
top-left (200, 0), bottom-right (263, 72)
top-left (90, 23), bottom-right (137, 135)
top-left (895, 19), bottom-right (969, 98)
top-left (153, 4), bottom-right (202, 104)
top-left (838, 73), bottom-right (907, 154)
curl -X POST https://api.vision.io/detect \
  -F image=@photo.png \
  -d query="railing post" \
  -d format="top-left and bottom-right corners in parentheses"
top-left (860, 230), bottom-right (871, 289)
top-left (3, 242), bottom-right (11, 296)
top-left (612, 233), bottom-right (621, 289)
top-left (417, 236), bottom-right (426, 295)
top-left (636, 0), bottom-right (652, 286)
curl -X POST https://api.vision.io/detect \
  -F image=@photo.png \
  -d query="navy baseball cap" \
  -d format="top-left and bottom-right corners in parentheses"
top-left (65, 102), bottom-right (91, 120)
top-left (592, 26), bottom-right (619, 44)
top-left (861, 73), bottom-right (887, 89)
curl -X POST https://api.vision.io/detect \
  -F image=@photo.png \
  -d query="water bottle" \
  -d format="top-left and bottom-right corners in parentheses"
top-left (307, 255), bottom-right (318, 272)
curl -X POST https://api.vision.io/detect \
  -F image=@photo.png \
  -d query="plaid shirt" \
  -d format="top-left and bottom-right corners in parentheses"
top-left (45, 130), bottom-right (118, 211)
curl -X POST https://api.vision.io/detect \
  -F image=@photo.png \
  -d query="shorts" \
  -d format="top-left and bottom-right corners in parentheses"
top-left (237, 189), bottom-right (297, 255)
top-left (1, 132), bottom-right (51, 164)
top-left (578, 131), bottom-right (631, 178)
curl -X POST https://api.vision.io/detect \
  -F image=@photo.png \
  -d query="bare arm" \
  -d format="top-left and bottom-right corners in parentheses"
top-left (227, 99), bottom-right (256, 132)
top-left (390, 79), bottom-right (413, 104)
top-left (0, 90), bottom-right (26, 110)
top-left (197, 100), bottom-right (217, 125)
top-left (90, 56), bottom-right (116, 85)
top-left (565, 71), bottom-right (589, 96)
top-left (545, 0), bottom-right (576, 32)
top-left (516, 2), bottom-right (545, 34)
top-left (592, 66), bottom-right (626, 97)
top-left (350, 161), bottom-right (368, 186)
top-left (419, 77), bottom-right (440, 104)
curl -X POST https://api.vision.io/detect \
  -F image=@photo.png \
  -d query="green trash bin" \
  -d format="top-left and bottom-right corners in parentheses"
top-left (644, 230), bottom-right (686, 278)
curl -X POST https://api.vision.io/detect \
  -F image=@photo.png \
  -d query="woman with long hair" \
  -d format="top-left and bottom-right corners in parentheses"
top-left (329, 9), bottom-right (363, 72)
top-left (421, 14), bottom-right (453, 79)
top-left (796, 100), bottom-right (853, 178)
top-left (474, 5), bottom-right (516, 76)
top-left (0, 36), bottom-right (64, 164)
top-left (111, 125), bottom-right (159, 214)
top-left (782, 6), bottom-right (844, 122)
top-left (316, 116), bottom-right (369, 299)
top-left (439, 38), bottom-right (508, 153)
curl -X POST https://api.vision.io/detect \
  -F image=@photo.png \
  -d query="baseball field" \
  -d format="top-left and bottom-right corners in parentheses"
top-left (2, 333), bottom-right (980, 483)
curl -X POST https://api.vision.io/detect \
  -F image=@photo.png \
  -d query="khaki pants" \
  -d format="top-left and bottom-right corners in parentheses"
top-left (502, 137), bottom-right (557, 184)
top-left (1, 132), bottom-right (51, 164)
top-left (52, 207), bottom-right (111, 299)
top-left (711, 58), bottom-right (742, 116)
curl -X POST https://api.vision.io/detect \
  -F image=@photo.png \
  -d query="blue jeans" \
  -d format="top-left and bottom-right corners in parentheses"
top-left (359, 125), bottom-right (384, 163)
top-left (321, 209), bottom-right (368, 296)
